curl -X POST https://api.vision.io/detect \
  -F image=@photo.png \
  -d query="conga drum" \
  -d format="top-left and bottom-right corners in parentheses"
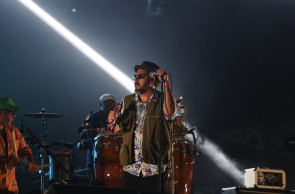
top-left (169, 140), bottom-right (194, 194)
top-left (93, 134), bottom-right (123, 188)
top-left (172, 116), bottom-right (188, 137)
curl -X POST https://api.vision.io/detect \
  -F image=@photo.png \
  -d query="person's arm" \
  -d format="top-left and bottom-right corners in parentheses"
top-left (14, 127), bottom-right (39, 173)
top-left (108, 111), bottom-right (121, 133)
top-left (156, 69), bottom-right (177, 116)
top-left (108, 100), bottom-right (123, 133)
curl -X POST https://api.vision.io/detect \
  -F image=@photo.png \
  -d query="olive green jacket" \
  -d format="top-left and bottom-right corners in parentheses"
top-left (119, 92), bottom-right (172, 166)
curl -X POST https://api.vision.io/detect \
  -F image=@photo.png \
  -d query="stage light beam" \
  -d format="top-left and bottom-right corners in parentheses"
top-left (200, 138), bottom-right (244, 185)
top-left (184, 124), bottom-right (244, 185)
top-left (17, 0), bottom-right (134, 93)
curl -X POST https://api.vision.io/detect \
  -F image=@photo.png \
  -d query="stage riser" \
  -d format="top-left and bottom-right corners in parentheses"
top-left (46, 184), bottom-right (165, 194)
top-left (222, 188), bottom-right (295, 194)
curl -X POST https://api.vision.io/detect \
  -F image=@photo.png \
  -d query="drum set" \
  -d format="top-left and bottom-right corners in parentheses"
top-left (23, 109), bottom-right (200, 194)
top-left (89, 115), bottom-right (199, 194)
top-left (22, 109), bottom-right (74, 193)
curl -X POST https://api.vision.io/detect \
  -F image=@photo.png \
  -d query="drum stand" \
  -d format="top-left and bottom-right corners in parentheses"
top-left (170, 135), bottom-right (175, 194)
top-left (23, 109), bottom-right (68, 194)
top-left (169, 96), bottom-right (185, 194)
top-left (39, 113), bottom-right (70, 193)
top-left (40, 115), bottom-right (47, 194)
top-left (86, 122), bottom-right (94, 185)
top-left (19, 117), bottom-right (49, 194)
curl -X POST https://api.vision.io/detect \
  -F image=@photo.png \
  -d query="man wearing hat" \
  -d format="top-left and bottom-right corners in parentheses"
top-left (79, 94), bottom-right (118, 184)
top-left (90, 94), bottom-right (118, 131)
top-left (108, 61), bottom-right (176, 192)
top-left (0, 97), bottom-right (39, 194)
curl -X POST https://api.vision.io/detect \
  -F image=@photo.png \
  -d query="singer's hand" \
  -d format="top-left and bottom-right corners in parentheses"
top-left (108, 110), bottom-right (115, 124)
top-left (156, 69), bottom-right (168, 82)
top-left (7, 155), bottom-right (20, 169)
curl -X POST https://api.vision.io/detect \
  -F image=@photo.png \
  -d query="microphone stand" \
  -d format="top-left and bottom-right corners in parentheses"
top-left (158, 76), bottom-right (165, 192)
top-left (85, 111), bottom-right (94, 185)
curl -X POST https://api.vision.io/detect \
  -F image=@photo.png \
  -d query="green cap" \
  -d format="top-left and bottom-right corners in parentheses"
top-left (0, 97), bottom-right (22, 111)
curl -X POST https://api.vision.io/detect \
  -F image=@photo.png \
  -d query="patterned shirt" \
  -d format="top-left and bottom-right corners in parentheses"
top-left (109, 90), bottom-right (163, 177)
top-left (0, 125), bottom-right (33, 193)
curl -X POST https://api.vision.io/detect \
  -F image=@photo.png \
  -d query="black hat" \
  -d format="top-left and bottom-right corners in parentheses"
top-left (134, 61), bottom-right (160, 75)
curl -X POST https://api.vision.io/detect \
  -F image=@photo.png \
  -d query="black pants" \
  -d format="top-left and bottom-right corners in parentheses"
top-left (121, 171), bottom-right (168, 193)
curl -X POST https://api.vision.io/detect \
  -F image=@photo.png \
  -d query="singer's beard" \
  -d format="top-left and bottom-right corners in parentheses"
top-left (135, 88), bottom-right (146, 95)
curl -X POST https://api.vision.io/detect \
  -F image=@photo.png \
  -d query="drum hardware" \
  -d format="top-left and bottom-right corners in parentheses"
top-left (23, 112), bottom-right (63, 118)
top-left (102, 142), bottom-right (111, 149)
top-left (24, 136), bottom-right (39, 145)
top-left (48, 151), bottom-right (73, 184)
top-left (181, 143), bottom-right (187, 158)
top-left (50, 142), bottom-right (75, 150)
top-left (172, 116), bottom-right (188, 137)
top-left (114, 140), bottom-right (120, 152)
top-left (169, 95), bottom-right (199, 194)
top-left (185, 127), bottom-right (202, 157)
top-left (170, 115), bottom-right (186, 194)
top-left (47, 142), bottom-right (75, 183)
top-left (74, 167), bottom-right (91, 174)
top-left (76, 139), bottom-right (90, 150)
top-left (22, 109), bottom-right (68, 194)
top-left (34, 144), bottom-right (52, 149)
top-left (80, 128), bottom-right (107, 139)
top-left (81, 111), bottom-right (98, 185)
top-left (77, 111), bottom-right (92, 134)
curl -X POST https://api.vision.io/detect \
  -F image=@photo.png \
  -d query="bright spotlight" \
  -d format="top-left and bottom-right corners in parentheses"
top-left (17, 0), bottom-right (134, 93)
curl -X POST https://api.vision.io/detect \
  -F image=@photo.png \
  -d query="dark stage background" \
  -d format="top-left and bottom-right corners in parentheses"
top-left (1, 0), bottom-right (295, 193)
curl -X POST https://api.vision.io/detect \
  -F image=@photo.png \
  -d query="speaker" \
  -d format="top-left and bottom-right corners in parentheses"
top-left (222, 187), bottom-right (295, 194)
top-left (46, 184), bottom-right (164, 194)
top-left (244, 168), bottom-right (286, 190)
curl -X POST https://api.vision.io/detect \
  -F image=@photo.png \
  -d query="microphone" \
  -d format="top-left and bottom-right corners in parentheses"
top-left (149, 72), bottom-right (168, 78)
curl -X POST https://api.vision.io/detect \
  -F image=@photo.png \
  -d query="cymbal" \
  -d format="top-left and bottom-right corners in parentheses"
top-left (24, 112), bottom-right (63, 118)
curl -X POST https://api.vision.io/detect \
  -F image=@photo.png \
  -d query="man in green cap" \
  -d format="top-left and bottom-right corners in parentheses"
top-left (0, 97), bottom-right (39, 194)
